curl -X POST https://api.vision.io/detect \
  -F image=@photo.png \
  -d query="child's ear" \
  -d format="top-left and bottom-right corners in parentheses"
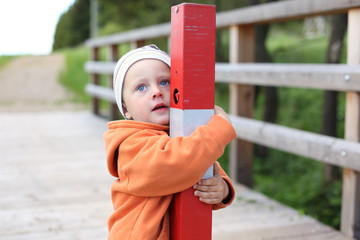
top-left (122, 104), bottom-right (132, 120)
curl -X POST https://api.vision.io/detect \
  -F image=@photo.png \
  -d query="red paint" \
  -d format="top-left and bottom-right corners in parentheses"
top-left (170, 3), bottom-right (216, 110)
top-left (170, 188), bottom-right (212, 240)
top-left (170, 3), bottom-right (216, 240)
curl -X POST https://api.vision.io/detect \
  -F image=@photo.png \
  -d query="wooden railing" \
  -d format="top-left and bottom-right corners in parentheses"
top-left (84, 0), bottom-right (360, 238)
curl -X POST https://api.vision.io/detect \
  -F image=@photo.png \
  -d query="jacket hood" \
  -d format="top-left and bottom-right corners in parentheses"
top-left (103, 120), bottom-right (169, 178)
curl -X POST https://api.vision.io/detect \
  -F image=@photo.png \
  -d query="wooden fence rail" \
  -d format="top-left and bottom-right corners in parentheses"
top-left (85, 61), bottom-right (360, 91)
top-left (230, 115), bottom-right (360, 172)
top-left (85, 0), bottom-right (359, 48)
top-left (84, 0), bottom-right (360, 238)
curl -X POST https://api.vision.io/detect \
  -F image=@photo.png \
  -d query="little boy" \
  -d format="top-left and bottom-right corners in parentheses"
top-left (104, 45), bottom-right (236, 239)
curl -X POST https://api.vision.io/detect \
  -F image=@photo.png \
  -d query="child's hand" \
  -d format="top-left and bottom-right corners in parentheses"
top-left (193, 163), bottom-right (230, 205)
top-left (214, 105), bottom-right (231, 124)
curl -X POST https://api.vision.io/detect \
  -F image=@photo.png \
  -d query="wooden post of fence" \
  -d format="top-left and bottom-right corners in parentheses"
top-left (229, 25), bottom-right (255, 187)
top-left (109, 44), bottom-right (119, 120)
top-left (341, 8), bottom-right (360, 239)
top-left (169, 3), bottom-right (215, 239)
top-left (130, 40), bottom-right (146, 50)
top-left (91, 47), bottom-right (100, 115)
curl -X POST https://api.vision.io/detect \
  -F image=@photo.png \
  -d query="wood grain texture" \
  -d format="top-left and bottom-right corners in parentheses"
top-left (0, 112), bottom-right (352, 239)
top-left (341, 8), bottom-right (360, 238)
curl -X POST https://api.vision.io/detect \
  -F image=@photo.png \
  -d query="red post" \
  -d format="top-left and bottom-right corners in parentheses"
top-left (170, 3), bottom-right (216, 240)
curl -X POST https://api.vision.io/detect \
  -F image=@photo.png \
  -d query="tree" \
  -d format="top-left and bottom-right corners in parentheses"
top-left (52, 12), bottom-right (73, 50)
top-left (99, 0), bottom-right (171, 35)
top-left (53, 0), bottom-right (90, 51)
top-left (249, 0), bottom-right (279, 157)
top-left (322, 14), bottom-right (348, 184)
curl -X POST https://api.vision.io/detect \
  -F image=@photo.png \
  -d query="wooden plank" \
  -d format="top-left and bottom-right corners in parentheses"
top-left (84, 61), bottom-right (116, 74)
top-left (130, 40), bottom-right (146, 49)
top-left (90, 47), bottom-right (100, 115)
top-left (216, 0), bottom-right (360, 27)
top-left (1, 202), bottom-right (110, 240)
top-left (0, 112), bottom-right (354, 240)
top-left (341, 8), bottom-right (360, 239)
top-left (342, 169), bottom-right (360, 239)
top-left (212, 184), bottom-right (354, 240)
top-left (108, 44), bottom-right (119, 120)
top-left (85, 83), bottom-right (116, 103)
top-left (229, 25), bottom-right (255, 187)
top-left (85, 62), bottom-right (360, 92)
top-left (84, 0), bottom-right (360, 48)
top-left (85, 22), bottom-right (171, 47)
top-left (0, 112), bottom-right (112, 240)
top-left (215, 63), bottom-right (360, 91)
top-left (229, 26), bottom-right (254, 63)
top-left (229, 115), bottom-right (360, 172)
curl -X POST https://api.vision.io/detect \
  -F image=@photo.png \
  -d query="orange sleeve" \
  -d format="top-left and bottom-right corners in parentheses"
top-left (114, 115), bottom-right (236, 197)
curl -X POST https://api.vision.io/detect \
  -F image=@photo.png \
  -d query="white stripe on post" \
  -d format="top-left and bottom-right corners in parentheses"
top-left (170, 108), bottom-right (214, 179)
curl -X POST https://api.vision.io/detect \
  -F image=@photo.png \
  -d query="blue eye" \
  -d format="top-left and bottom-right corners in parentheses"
top-left (160, 80), bottom-right (170, 87)
top-left (137, 85), bottom-right (146, 91)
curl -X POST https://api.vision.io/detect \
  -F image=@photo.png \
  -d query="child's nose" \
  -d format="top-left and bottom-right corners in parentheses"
top-left (152, 86), bottom-right (163, 99)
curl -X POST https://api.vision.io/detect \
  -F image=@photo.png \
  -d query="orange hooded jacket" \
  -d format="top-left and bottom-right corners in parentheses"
top-left (103, 115), bottom-right (236, 239)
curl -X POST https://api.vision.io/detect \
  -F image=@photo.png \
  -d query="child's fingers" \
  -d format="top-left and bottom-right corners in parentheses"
top-left (213, 162), bottom-right (219, 176)
top-left (193, 183), bottom-right (217, 192)
top-left (196, 173), bottom-right (221, 187)
top-left (214, 105), bottom-right (231, 123)
top-left (194, 190), bottom-right (222, 204)
top-left (193, 175), bottom-right (222, 192)
top-left (197, 177), bottom-right (217, 186)
top-left (193, 169), bottom-right (228, 205)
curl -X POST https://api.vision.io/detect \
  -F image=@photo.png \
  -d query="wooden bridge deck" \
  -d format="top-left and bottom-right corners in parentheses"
top-left (0, 111), bottom-right (353, 240)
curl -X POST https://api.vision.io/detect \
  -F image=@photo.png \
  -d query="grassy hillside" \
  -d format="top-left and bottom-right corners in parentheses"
top-left (57, 21), bottom-right (347, 229)
top-left (58, 47), bottom-right (90, 103)
top-left (0, 56), bottom-right (16, 69)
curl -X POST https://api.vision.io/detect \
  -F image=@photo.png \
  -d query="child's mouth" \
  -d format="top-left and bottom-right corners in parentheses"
top-left (152, 103), bottom-right (168, 111)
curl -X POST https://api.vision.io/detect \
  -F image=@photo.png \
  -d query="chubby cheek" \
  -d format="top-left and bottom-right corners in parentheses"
top-left (157, 115), bottom-right (170, 126)
top-left (124, 96), bottom-right (149, 121)
top-left (135, 101), bottom-right (151, 119)
top-left (164, 92), bottom-right (171, 105)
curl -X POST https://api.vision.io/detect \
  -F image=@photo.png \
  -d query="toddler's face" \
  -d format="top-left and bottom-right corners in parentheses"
top-left (122, 59), bottom-right (170, 125)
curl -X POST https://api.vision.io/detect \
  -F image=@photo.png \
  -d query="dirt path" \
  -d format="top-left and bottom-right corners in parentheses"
top-left (0, 54), bottom-right (87, 113)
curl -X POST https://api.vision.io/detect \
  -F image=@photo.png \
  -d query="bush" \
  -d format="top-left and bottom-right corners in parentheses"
top-left (58, 46), bottom-right (90, 103)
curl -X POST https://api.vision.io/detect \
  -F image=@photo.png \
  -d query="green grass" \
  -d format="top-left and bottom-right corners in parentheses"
top-left (0, 55), bottom-right (16, 69)
top-left (253, 22), bottom-right (345, 229)
top-left (57, 46), bottom-right (90, 103)
top-left (56, 44), bottom-right (139, 112)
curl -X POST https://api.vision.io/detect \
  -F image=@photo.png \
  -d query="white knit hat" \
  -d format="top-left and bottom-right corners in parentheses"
top-left (113, 44), bottom-right (171, 119)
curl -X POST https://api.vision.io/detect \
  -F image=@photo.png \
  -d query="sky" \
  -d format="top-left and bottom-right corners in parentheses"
top-left (0, 0), bottom-right (76, 56)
